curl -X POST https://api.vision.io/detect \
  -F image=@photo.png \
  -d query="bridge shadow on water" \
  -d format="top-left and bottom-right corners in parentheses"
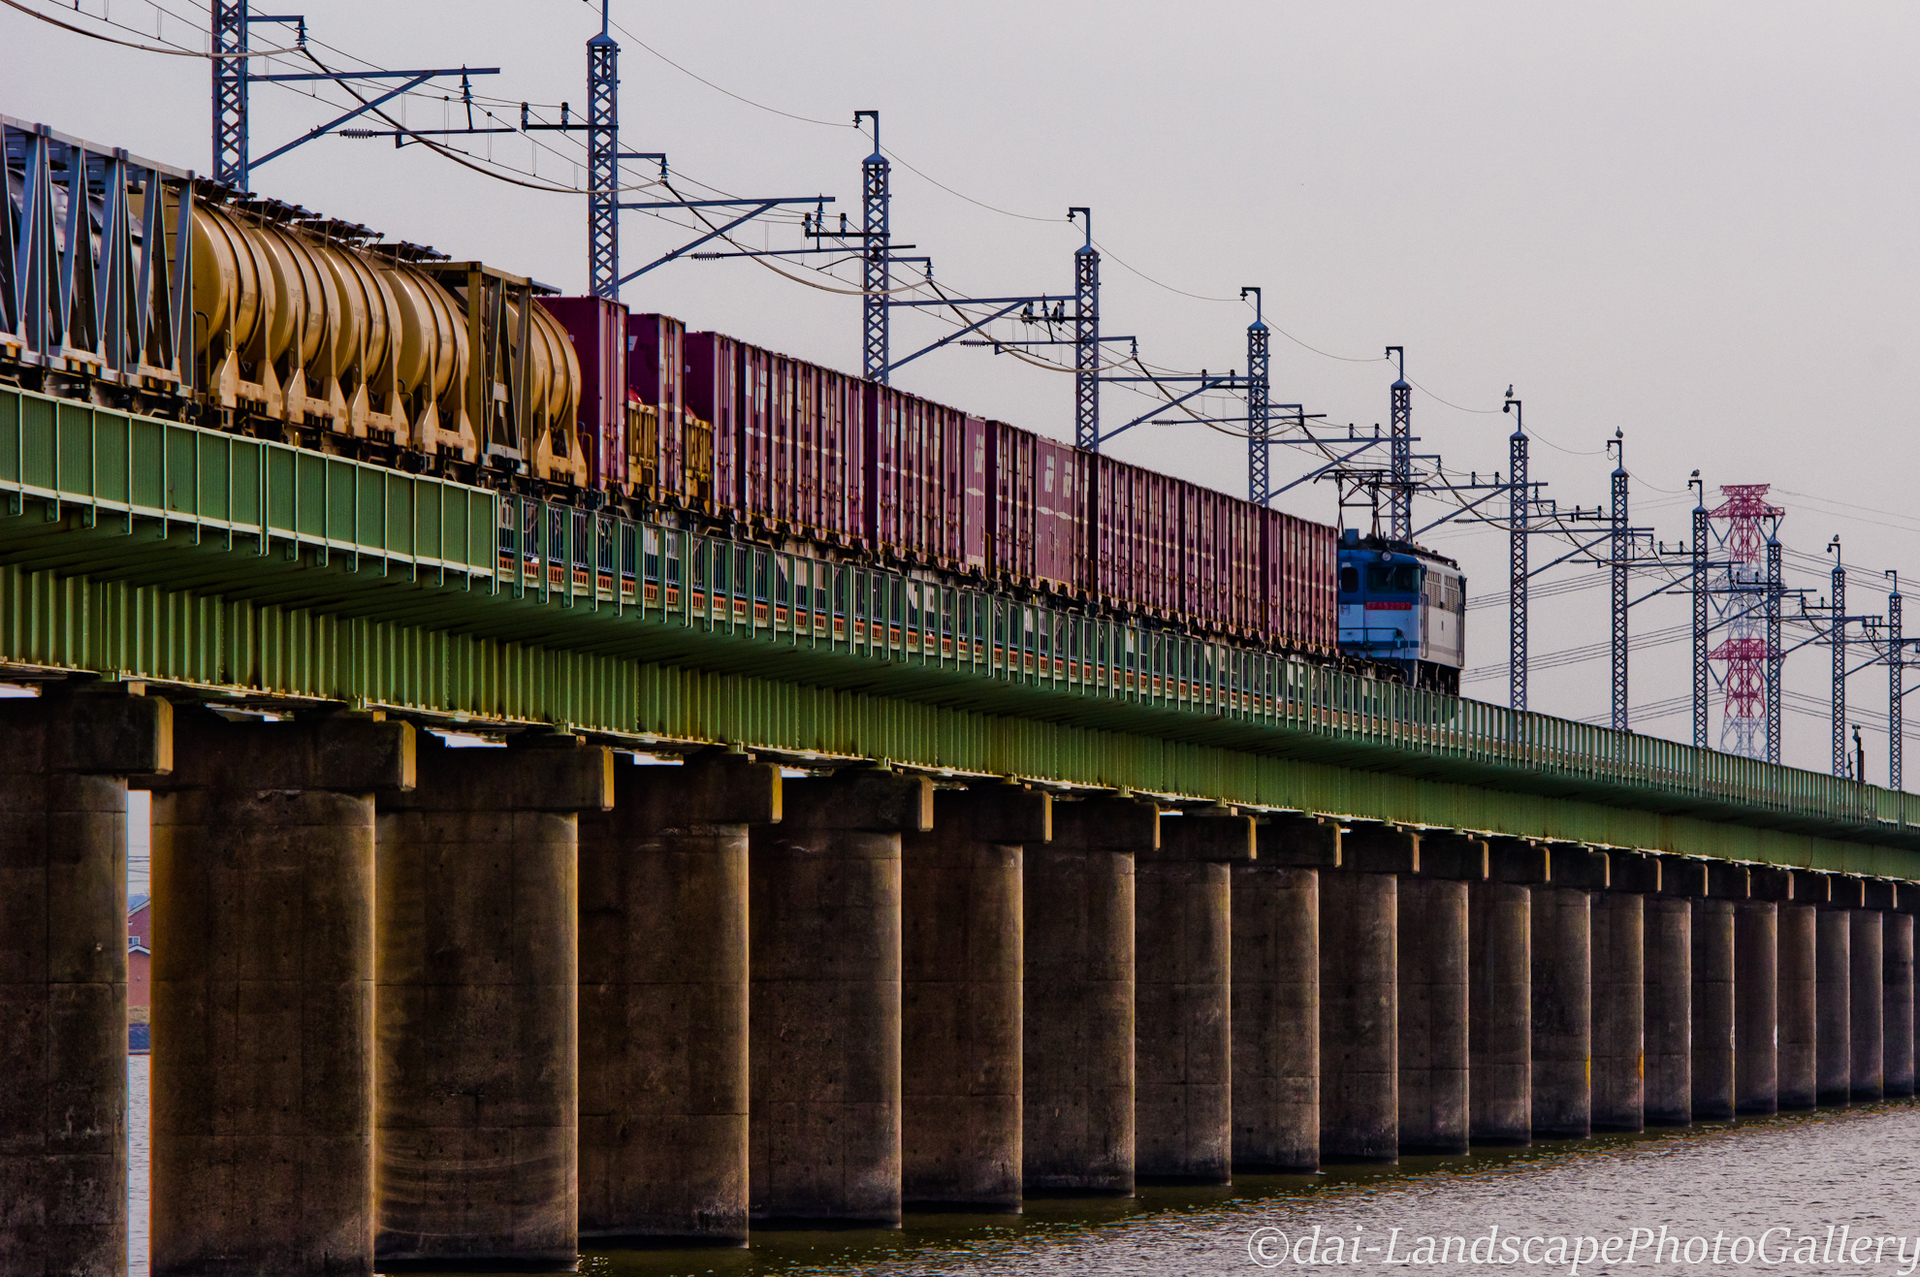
top-left (439, 1100), bottom-right (1916, 1277)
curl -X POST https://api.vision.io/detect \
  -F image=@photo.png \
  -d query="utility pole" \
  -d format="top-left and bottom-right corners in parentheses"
top-left (1609, 430), bottom-right (1629, 733)
top-left (586, 1), bottom-right (618, 298)
top-left (1831, 537), bottom-right (1847, 779)
top-left (1503, 393), bottom-right (1528, 713)
top-left (1690, 473), bottom-right (1708, 749)
top-left (858, 110), bottom-right (890, 382)
top-left (1245, 289), bottom-right (1270, 505)
top-left (1388, 347), bottom-right (1412, 542)
top-left (1071, 208), bottom-right (1100, 451)
top-left (1766, 536), bottom-right (1783, 764)
top-left (1890, 571), bottom-right (1904, 792)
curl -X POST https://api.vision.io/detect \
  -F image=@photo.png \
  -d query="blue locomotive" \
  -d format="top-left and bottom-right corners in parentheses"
top-left (1336, 529), bottom-right (1467, 693)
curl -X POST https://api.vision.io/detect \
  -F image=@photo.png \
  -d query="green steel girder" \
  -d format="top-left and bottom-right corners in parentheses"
top-left (3, 384), bottom-right (1919, 877)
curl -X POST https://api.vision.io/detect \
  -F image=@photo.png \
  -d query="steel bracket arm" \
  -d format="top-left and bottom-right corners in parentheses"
top-left (248, 68), bottom-right (502, 170)
top-left (1271, 440), bottom-right (1389, 501)
top-left (618, 201), bottom-right (779, 285)
top-left (882, 300), bottom-right (1027, 376)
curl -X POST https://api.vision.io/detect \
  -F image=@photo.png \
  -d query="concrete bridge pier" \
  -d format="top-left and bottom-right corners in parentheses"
top-left (1735, 870), bottom-right (1789, 1116)
top-left (1593, 854), bottom-right (1656, 1131)
top-left (749, 766), bottom-right (930, 1224)
top-left (1320, 825), bottom-right (1410, 1162)
top-left (901, 782), bottom-right (1048, 1209)
top-left (148, 706), bottom-right (413, 1277)
top-left (1135, 809), bottom-right (1255, 1182)
top-left (1886, 895), bottom-right (1916, 1099)
top-left (1779, 871), bottom-right (1824, 1109)
top-left (1470, 841), bottom-right (1547, 1145)
top-left (0, 686), bottom-right (169, 1277)
top-left (575, 749), bottom-right (780, 1243)
top-left (1024, 796), bottom-right (1155, 1193)
top-left (1645, 859), bottom-right (1700, 1125)
top-left (1818, 877), bottom-right (1856, 1104)
top-left (374, 731), bottom-right (612, 1271)
top-left (1399, 834), bottom-right (1482, 1154)
top-left (1692, 864), bottom-right (1747, 1121)
top-left (1851, 882), bottom-right (1887, 1102)
top-left (1231, 817), bottom-right (1331, 1172)
top-left (1534, 849), bottom-right (1604, 1139)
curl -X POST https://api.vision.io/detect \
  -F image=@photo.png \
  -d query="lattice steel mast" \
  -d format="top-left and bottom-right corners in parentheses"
top-left (1690, 475), bottom-right (1709, 748)
top-left (212, 0), bottom-right (248, 186)
top-left (1609, 431), bottom-right (1629, 732)
top-left (586, 3), bottom-right (619, 298)
top-left (1890, 572), bottom-right (1904, 792)
top-left (1831, 538), bottom-right (1848, 777)
top-left (1706, 484), bottom-right (1783, 761)
top-left (1245, 289), bottom-right (1270, 504)
top-left (1503, 394), bottom-right (1528, 712)
top-left (1766, 536), bottom-right (1783, 763)
top-left (859, 111), bottom-right (891, 382)
top-left (1387, 347), bottom-right (1412, 542)
top-left (1071, 208), bottom-right (1100, 451)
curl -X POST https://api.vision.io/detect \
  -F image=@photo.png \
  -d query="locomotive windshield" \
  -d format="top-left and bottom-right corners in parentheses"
top-left (1365, 563), bottom-right (1421, 594)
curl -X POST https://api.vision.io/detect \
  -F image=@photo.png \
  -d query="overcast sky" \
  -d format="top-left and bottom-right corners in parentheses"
top-left (7, 1), bottom-right (1918, 781)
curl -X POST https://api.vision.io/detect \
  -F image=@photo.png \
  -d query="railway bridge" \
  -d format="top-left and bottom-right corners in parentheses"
top-left (3, 384), bottom-right (1917, 1275)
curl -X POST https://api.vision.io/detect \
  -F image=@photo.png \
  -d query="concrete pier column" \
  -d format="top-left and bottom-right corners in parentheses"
top-left (749, 766), bottom-right (930, 1223)
top-left (1851, 883), bottom-right (1887, 1102)
top-left (1692, 864), bottom-right (1745, 1121)
top-left (1818, 877), bottom-right (1857, 1104)
top-left (1471, 840), bottom-right (1547, 1144)
top-left (1136, 808), bottom-right (1254, 1183)
top-left (0, 686), bottom-right (169, 1277)
top-left (148, 706), bottom-right (413, 1277)
top-left (576, 749), bottom-right (780, 1243)
top-left (1533, 849), bottom-right (1604, 1139)
top-left (1233, 818), bottom-right (1332, 1171)
top-left (1886, 899), bottom-right (1916, 1099)
top-left (1777, 872), bottom-right (1822, 1110)
top-left (1735, 870), bottom-right (1789, 1116)
top-left (1593, 855), bottom-right (1656, 1131)
top-left (1645, 860), bottom-right (1699, 1126)
top-left (902, 782), bottom-right (1048, 1209)
top-left (1399, 835), bottom-right (1482, 1154)
top-left (1024, 796), bottom-right (1156, 1193)
top-left (1320, 824), bottom-right (1411, 1162)
top-left (375, 731), bottom-right (613, 1269)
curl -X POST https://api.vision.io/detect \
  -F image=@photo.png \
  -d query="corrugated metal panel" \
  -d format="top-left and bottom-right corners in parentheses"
top-left (538, 297), bottom-right (626, 494)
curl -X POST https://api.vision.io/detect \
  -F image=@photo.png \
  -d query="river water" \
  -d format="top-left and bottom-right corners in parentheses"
top-left (125, 1067), bottom-right (1920, 1277)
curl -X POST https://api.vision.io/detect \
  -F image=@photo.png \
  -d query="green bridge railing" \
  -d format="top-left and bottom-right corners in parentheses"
top-left (3, 384), bottom-right (1911, 837)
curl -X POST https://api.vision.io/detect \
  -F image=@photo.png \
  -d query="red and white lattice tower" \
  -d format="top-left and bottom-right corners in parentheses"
top-left (1707, 484), bottom-right (1785, 759)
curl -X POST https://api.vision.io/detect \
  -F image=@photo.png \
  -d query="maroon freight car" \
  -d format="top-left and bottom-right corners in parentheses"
top-left (868, 385), bottom-right (987, 572)
top-left (988, 420), bottom-right (1087, 594)
top-left (538, 296), bottom-right (625, 494)
top-left (549, 297), bottom-right (1346, 661)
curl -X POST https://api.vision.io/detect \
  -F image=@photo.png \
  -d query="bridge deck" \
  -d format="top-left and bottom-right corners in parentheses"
top-left (2, 385), bottom-right (1915, 872)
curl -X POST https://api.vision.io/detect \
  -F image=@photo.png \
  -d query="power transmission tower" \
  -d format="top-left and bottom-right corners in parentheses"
top-left (1609, 431), bottom-right (1629, 732)
top-left (1831, 538), bottom-right (1848, 778)
top-left (1705, 484), bottom-right (1783, 760)
top-left (1766, 536), bottom-right (1783, 763)
top-left (1890, 573), bottom-right (1904, 792)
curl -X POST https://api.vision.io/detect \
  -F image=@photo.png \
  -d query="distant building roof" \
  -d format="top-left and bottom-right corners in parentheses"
top-left (129, 894), bottom-right (150, 916)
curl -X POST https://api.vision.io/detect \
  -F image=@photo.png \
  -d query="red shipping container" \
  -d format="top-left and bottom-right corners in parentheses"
top-left (684, 332), bottom-right (740, 514)
top-left (1033, 435), bottom-right (1086, 594)
top-left (738, 343), bottom-right (773, 527)
top-left (989, 420), bottom-right (1034, 583)
top-left (537, 296), bottom-right (626, 494)
top-left (960, 416), bottom-right (987, 572)
top-left (868, 384), bottom-right (969, 567)
top-left (629, 313), bottom-right (685, 502)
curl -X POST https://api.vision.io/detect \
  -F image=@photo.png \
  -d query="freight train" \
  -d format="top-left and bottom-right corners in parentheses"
top-left (0, 114), bottom-right (1465, 686)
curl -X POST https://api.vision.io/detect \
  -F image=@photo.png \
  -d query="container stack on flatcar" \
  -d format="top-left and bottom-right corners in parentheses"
top-left (2, 119), bottom-right (1447, 681)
